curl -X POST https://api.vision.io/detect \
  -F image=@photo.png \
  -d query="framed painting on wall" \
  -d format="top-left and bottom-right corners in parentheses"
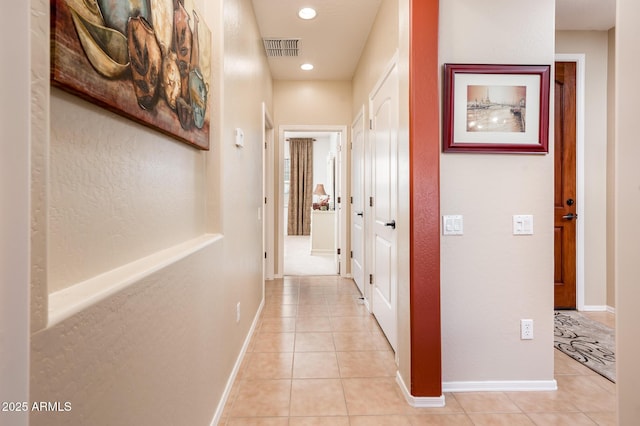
top-left (51, 0), bottom-right (211, 150)
top-left (443, 64), bottom-right (550, 154)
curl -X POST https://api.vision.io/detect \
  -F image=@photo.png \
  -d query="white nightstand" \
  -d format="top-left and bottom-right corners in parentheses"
top-left (310, 210), bottom-right (335, 255)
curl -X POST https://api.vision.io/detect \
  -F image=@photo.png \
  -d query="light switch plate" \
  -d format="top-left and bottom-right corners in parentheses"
top-left (442, 215), bottom-right (463, 235)
top-left (235, 128), bottom-right (244, 147)
top-left (513, 215), bottom-right (534, 235)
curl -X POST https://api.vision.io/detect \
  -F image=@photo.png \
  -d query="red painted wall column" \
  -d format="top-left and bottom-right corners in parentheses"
top-left (409, 0), bottom-right (442, 396)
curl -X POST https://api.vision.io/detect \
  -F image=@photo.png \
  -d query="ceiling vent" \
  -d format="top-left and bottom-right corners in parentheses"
top-left (262, 38), bottom-right (300, 57)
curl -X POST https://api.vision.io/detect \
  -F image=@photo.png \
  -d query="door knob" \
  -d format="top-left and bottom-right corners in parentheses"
top-left (562, 213), bottom-right (578, 220)
top-left (566, 198), bottom-right (575, 206)
top-left (384, 220), bottom-right (396, 229)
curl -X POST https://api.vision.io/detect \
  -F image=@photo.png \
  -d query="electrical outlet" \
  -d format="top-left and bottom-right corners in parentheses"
top-left (521, 319), bottom-right (534, 340)
top-left (236, 302), bottom-right (241, 323)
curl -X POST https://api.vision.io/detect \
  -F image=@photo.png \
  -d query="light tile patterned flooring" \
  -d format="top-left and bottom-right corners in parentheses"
top-left (220, 276), bottom-right (617, 425)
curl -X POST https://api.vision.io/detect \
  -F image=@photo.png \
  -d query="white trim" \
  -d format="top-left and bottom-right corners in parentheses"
top-left (277, 125), bottom-right (349, 278)
top-left (210, 298), bottom-right (265, 426)
top-left (262, 102), bottom-right (275, 281)
top-left (606, 305), bottom-right (616, 314)
top-left (48, 234), bottom-right (223, 327)
top-left (396, 372), bottom-right (445, 408)
top-left (442, 380), bottom-right (557, 393)
top-left (555, 54), bottom-right (586, 310)
top-left (580, 305), bottom-right (609, 312)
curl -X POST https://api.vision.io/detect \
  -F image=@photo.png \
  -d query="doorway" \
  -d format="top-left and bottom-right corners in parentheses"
top-left (554, 54), bottom-right (586, 310)
top-left (278, 126), bottom-right (348, 277)
top-left (554, 61), bottom-right (578, 309)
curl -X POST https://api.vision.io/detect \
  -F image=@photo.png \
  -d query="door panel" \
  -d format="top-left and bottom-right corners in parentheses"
top-left (351, 110), bottom-right (366, 295)
top-left (375, 235), bottom-right (392, 304)
top-left (370, 60), bottom-right (398, 351)
top-left (554, 61), bottom-right (577, 309)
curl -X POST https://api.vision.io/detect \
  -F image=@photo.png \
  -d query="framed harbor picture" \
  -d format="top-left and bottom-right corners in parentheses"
top-left (443, 64), bottom-right (550, 153)
top-left (51, 0), bottom-right (211, 150)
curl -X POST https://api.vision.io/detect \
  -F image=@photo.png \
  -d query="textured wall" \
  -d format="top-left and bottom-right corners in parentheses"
top-left (31, 243), bottom-right (231, 426)
top-left (439, 0), bottom-right (556, 385)
top-left (0, 3), bottom-right (31, 425)
top-left (48, 91), bottom-right (206, 293)
top-left (29, 0), bottom-right (272, 423)
top-left (615, 0), bottom-right (640, 421)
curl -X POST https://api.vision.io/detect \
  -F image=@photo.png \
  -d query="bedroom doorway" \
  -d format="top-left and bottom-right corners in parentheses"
top-left (278, 126), bottom-right (347, 277)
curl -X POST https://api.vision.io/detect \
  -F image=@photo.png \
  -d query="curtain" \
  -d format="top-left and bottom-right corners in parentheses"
top-left (287, 138), bottom-right (314, 235)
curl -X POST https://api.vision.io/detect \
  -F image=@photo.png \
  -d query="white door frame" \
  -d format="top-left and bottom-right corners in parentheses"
top-left (350, 106), bottom-right (367, 300)
top-left (262, 103), bottom-right (275, 281)
top-left (277, 124), bottom-right (349, 278)
top-left (555, 54), bottom-right (586, 311)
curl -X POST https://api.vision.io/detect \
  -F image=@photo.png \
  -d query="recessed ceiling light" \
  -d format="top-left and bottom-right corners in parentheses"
top-left (298, 7), bottom-right (317, 20)
top-left (300, 63), bottom-right (314, 71)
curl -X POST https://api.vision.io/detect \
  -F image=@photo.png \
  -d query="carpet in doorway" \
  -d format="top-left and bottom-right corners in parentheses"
top-left (554, 311), bottom-right (615, 382)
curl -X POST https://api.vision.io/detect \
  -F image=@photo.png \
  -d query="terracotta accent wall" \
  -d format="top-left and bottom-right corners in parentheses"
top-left (409, 0), bottom-right (441, 396)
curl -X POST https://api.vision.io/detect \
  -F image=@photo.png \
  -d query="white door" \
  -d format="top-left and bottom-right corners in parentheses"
top-left (370, 58), bottom-right (398, 351)
top-left (262, 103), bottom-right (274, 280)
top-left (351, 109), bottom-right (366, 296)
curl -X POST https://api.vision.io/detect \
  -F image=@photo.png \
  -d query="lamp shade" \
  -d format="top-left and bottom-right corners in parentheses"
top-left (313, 184), bottom-right (327, 196)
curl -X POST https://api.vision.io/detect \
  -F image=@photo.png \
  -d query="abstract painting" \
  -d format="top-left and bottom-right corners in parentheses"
top-left (51, 0), bottom-right (211, 150)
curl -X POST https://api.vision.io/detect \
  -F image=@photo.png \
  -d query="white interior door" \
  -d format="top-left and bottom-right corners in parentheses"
top-left (351, 109), bottom-right (366, 296)
top-left (370, 59), bottom-right (398, 351)
top-left (262, 103), bottom-right (274, 280)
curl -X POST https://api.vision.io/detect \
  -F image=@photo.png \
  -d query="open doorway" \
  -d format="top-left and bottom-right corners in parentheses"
top-left (277, 125), bottom-right (348, 277)
top-left (283, 130), bottom-right (340, 276)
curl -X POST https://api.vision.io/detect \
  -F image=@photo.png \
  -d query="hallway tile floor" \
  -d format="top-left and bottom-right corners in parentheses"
top-left (220, 276), bottom-right (617, 425)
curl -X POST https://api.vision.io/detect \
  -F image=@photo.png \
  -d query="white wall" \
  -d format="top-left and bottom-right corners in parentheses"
top-left (615, 0), bottom-right (640, 421)
top-left (556, 31), bottom-right (609, 309)
top-left (0, 2), bottom-right (30, 425)
top-left (313, 136), bottom-right (332, 196)
top-left (273, 80), bottom-right (352, 273)
top-left (351, 0), bottom-right (404, 370)
top-left (29, 0), bottom-right (272, 424)
top-left (606, 28), bottom-right (616, 310)
top-left (439, 0), bottom-right (555, 387)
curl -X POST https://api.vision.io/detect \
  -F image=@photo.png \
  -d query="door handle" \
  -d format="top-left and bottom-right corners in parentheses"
top-left (356, 211), bottom-right (364, 217)
top-left (384, 220), bottom-right (396, 229)
top-left (562, 213), bottom-right (578, 220)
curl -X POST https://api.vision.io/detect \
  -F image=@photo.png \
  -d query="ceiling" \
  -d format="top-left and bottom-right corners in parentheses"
top-left (251, 0), bottom-right (382, 81)
top-left (252, 1), bottom-right (616, 81)
top-left (556, 0), bottom-right (616, 31)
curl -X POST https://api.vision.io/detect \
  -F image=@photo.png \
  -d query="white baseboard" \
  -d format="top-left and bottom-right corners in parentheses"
top-left (310, 249), bottom-right (333, 256)
top-left (443, 380), bottom-right (557, 393)
top-left (396, 372), bottom-right (445, 408)
top-left (581, 305), bottom-right (608, 312)
top-left (606, 305), bottom-right (616, 314)
top-left (210, 299), bottom-right (264, 426)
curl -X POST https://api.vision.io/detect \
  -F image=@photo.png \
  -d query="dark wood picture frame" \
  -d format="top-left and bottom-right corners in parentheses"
top-left (51, 0), bottom-right (211, 150)
top-left (443, 64), bottom-right (550, 154)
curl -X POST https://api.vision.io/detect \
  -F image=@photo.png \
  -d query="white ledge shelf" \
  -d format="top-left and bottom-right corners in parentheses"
top-left (48, 233), bottom-right (222, 327)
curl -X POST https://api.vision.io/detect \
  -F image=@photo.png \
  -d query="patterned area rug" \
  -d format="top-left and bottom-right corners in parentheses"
top-left (554, 311), bottom-right (616, 382)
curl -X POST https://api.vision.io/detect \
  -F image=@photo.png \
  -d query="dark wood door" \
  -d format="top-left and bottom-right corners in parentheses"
top-left (554, 62), bottom-right (577, 309)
